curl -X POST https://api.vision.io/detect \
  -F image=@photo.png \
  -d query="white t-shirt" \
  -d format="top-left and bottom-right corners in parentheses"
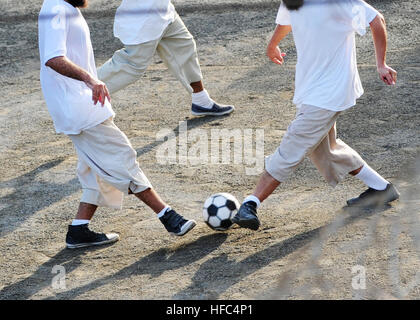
top-left (39, 0), bottom-right (114, 135)
top-left (114, 0), bottom-right (176, 45)
top-left (276, 0), bottom-right (379, 111)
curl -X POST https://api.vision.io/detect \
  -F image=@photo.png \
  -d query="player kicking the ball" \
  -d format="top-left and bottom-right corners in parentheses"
top-left (38, 0), bottom-right (196, 248)
top-left (233, 0), bottom-right (400, 230)
top-left (97, 0), bottom-right (234, 117)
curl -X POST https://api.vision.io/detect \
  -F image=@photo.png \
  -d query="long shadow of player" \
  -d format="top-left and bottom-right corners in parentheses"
top-left (48, 233), bottom-right (228, 299)
top-left (0, 233), bottom-right (228, 299)
top-left (173, 204), bottom-right (393, 299)
top-left (0, 206), bottom-right (391, 300)
top-left (0, 158), bottom-right (79, 238)
top-left (0, 245), bottom-right (104, 299)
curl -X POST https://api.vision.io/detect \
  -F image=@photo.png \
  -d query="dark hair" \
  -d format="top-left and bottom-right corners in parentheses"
top-left (283, 0), bottom-right (304, 10)
top-left (66, 0), bottom-right (88, 8)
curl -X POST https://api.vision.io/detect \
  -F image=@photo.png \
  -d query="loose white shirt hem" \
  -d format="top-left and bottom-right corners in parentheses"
top-left (276, 0), bottom-right (379, 111)
top-left (114, 0), bottom-right (176, 45)
top-left (39, 0), bottom-right (115, 135)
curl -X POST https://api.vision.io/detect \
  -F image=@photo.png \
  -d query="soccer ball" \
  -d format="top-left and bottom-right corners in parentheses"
top-left (203, 193), bottom-right (240, 231)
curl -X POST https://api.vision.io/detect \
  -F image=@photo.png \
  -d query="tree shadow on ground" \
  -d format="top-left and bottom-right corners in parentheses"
top-left (0, 158), bottom-right (79, 238)
top-left (0, 245), bottom-right (106, 299)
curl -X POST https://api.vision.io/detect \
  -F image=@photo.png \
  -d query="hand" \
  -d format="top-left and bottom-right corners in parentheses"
top-left (267, 45), bottom-right (286, 65)
top-left (377, 64), bottom-right (397, 85)
top-left (85, 76), bottom-right (111, 106)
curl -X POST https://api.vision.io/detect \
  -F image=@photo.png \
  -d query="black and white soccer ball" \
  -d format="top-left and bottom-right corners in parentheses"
top-left (203, 193), bottom-right (240, 231)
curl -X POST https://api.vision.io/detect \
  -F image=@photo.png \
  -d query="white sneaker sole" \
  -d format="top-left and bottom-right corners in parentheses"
top-left (191, 107), bottom-right (235, 116)
top-left (171, 220), bottom-right (196, 236)
top-left (66, 233), bottom-right (120, 249)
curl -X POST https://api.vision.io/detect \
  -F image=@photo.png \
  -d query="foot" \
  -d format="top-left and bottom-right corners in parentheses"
top-left (232, 201), bottom-right (260, 230)
top-left (159, 209), bottom-right (196, 236)
top-left (346, 183), bottom-right (400, 208)
top-left (191, 102), bottom-right (235, 116)
top-left (65, 224), bottom-right (119, 249)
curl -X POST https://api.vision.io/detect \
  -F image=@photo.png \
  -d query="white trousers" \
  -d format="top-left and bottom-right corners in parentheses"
top-left (265, 104), bottom-right (366, 187)
top-left (98, 15), bottom-right (203, 94)
top-left (69, 118), bottom-right (152, 209)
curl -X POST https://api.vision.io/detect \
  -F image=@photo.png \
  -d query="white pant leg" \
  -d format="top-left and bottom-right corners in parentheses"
top-left (265, 104), bottom-right (339, 183)
top-left (156, 15), bottom-right (203, 93)
top-left (75, 156), bottom-right (124, 209)
top-left (97, 40), bottom-right (160, 94)
top-left (266, 104), bottom-right (365, 187)
top-left (69, 118), bottom-right (152, 209)
top-left (309, 123), bottom-right (366, 187)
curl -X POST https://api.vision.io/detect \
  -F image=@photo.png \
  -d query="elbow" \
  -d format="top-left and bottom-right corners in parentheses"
top-left (45, 59), bottom-right (53, 68)
top-left (377, 12), bottom-right (386, 26)
top-left (45, 56), bottom-right (64, 68)
top-left (370, 13), bottom-right (386, 32)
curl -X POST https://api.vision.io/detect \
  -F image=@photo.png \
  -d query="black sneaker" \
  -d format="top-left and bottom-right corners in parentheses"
top-left (346, 183), bottom-right (400, 208)
top-left (159, 209), bottom-right (196, 236)
top-left (65, 224), bottom-right (119, 249)
top-left (232, 201), bottom-right (260, 231)
top-left (191, 102), bottom-right (235, 116)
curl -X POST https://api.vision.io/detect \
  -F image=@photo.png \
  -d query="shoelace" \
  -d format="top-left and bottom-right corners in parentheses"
top-left (79, 225), bottom-right (103, 239)
top-left (243, 202), bottom-right (257, 216)
top-left (359, 188), bottom-right (377, 199)
top-left (162, 211), bottom-right (186, 228)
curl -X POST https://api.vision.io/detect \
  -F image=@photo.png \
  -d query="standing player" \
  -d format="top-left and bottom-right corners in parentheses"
top-left (38, 0), bottom-right (196, 248)
top-left (233, 0), bottom-right (400, 230)
top-left (98, 0), bottom-right (235, 117)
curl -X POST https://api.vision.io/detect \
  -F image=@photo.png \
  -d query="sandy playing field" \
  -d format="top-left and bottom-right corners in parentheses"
top-left (0, 0), bottom-right (419, 300)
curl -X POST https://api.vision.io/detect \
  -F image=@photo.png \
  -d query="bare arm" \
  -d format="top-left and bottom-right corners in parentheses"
top-left (370, 14), bottom-right (397, 85)
top-left (46, 56), bottom-right (111, 106)
top-left (267, 24), bottom-right (292, 65)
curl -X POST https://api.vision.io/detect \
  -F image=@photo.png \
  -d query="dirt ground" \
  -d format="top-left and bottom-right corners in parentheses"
top-left (0, 0), bottom-right (419, 300)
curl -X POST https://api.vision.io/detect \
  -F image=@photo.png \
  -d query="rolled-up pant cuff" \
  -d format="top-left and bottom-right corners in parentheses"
top-left (128, 182), bottom-right (152, 195)
top-left (81, 188), bottom-right (122, 210)
top-left (265, 154), bottom-right (291, 183)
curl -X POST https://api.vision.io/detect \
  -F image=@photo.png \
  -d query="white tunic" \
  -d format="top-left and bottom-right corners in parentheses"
top-left (38, 0), bottom-right (114, 135)
top-left (276, 0), bottom-right (379, 111)
top-left (114, 0), bottom-right (176, 45)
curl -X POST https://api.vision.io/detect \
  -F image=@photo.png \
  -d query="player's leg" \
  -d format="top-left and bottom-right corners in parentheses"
top-left (97, 40), bottom-right (159, 94)
top-left (347, 165), bottom-right (399, 207)
top-left (232, 171), bottom-right (280, 230)
top-left (308, 123), bottom-right (400, 207)
top-left (190, 81), bottom-right (204, 93)
top-left (69, 118), bottom-right (196, 237)
top-left (309, 123), bottom-right (399, 207)
top-left (134, 188), bottom-right (196, 236)
top-left (233, 105), bottom-right (339, 230)
top-left (74, 202), bottom-right (97, 221)
top-left (156, 15), bottom-right (234, 116)
top-left (309, 122), bottom-right (365, 187)
top-left (65, 160), bottom-right (120, 249)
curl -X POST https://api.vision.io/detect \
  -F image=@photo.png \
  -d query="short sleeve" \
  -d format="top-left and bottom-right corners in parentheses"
top-left (39, 3), bottom-right (68, 65)
top-left (346, 0), bottom-right (379, 35)
top-left (276, 2), bottom-right (291, 26)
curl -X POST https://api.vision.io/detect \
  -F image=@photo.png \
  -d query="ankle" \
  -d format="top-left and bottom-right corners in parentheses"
top-left (192, 89), bottom-right (213, 109)
top-left (354, 164), bottom-right (389, 191)
top-left (157, 206), bottom-right (171, 218)
top-left (243, 195), bottom-right (261, 209)
top-left (71, 219), bottom-right (90, 226)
